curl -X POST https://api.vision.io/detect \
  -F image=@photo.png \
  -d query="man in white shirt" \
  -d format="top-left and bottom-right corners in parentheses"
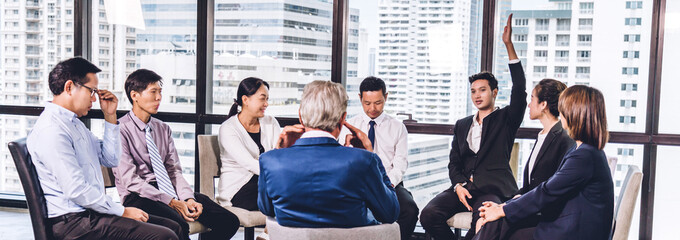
top-left (341, 77), bottom-right (418, 240)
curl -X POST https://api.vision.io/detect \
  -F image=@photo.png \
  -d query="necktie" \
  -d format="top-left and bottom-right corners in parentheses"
top-left (145, 125), bottom-right (178, 199)
top-left (368, 120), bottom-right (376, 149)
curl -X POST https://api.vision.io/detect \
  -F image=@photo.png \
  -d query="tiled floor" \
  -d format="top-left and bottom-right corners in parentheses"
top-left (0, 207), bottom-right (262, 240)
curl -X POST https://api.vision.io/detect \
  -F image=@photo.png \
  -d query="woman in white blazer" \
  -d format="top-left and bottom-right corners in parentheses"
top-left (217, 77), bottom-right (281, 211)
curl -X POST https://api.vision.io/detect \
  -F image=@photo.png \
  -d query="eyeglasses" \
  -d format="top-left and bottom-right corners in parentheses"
top-left (74, 82), bottom-right (99, 97)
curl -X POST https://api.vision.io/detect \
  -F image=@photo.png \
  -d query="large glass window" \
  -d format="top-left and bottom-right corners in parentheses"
top-left (0, 1), bottom-right (75, 107)
top-left (348, 0), bottom-right (483, 123)
top-left (210, 1), bottom-right (334, 117)
top-left (91, 0), bottom-right (197, 113)
top-left (494, 0), bottom-right (652, 132)
top-left (653, 146), bottom-right (680, 239)
top-left (658, 0), bottom-right (680, 134)
top-left (0, 0), bottom-right (75, 196)
top-left (0, 114), bottom-right (38, 196)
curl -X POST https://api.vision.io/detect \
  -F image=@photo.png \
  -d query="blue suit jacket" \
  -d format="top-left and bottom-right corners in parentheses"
top-left (257, 137), bottom-right (400, 228)
top-left (504, 143), bottom-right (614, 240)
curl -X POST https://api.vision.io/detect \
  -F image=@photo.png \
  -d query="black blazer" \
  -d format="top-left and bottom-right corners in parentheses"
top-left (518, 121), bottom-right (575, 195)
top-left (504, 143), bottom-right (615, 240)
top-left (448, 62), bottom-right (526, 199)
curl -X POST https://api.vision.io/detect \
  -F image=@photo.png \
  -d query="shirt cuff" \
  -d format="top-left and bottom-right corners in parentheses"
top-left (110, 203), bottom-right (125, 217)
top-left (509, 59), bottom-right (521, 64)
top-left (159, 193), bottom-right (174, 205)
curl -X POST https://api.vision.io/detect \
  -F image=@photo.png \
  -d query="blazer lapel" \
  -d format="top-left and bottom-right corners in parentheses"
top-left (457, 117), bottom-right (474, 154)
top-left (530, 122), bottom-right (563, 177)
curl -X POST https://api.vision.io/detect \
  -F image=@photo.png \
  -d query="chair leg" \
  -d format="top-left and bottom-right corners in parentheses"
top-left (454, 228), bottom-right (462, 240)
top-left (244, 227), bottom-right (255, 240)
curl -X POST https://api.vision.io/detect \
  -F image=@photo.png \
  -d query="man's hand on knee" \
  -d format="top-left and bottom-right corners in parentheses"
top-left (169, 199), bottom-right (195, 222)
top-left (122, 207), bottom-right (149, 222)
top-left (455, 184), bottom-right (472, 211)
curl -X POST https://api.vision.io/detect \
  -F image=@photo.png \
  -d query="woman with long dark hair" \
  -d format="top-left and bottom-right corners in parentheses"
top-left (475, 85), bottom-right (614, 240)
top-left (217, 77), bottom-right (280, 212)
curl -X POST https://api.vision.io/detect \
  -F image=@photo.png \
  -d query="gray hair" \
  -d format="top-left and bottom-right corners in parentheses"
top-left (300, 80), bottom-right (348, 132)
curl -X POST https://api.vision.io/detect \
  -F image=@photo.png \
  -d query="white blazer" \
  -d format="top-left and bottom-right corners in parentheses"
top-left (216, 114), bottom-right (280, 207)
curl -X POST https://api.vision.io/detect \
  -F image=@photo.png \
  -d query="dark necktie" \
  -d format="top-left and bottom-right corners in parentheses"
top-left (368, 120), bottom-right (376, 148)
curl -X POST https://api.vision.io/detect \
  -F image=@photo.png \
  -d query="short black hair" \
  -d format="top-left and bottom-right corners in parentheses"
top-left (125, 69), bottom-right (163, 103)
top-left (468, 71), bottom-right (498, 90)
top-left (359, 76), bottom-right (387, 97)
top-left (48, 57), bottom-right (101, 95)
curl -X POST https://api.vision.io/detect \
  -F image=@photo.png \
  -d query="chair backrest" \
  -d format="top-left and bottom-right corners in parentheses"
top-left (101, 167), bottom-right (116, 188)
top-left (608, 156), bottom-right (618, 178)
top-left (509, 142), bottom-right (520, 181)
top-left (197, 135), bottom-right (221, 200)
top-left (611, 165), bottom-right (643, 240)
top-left (265, 217), bottom-right (401, 240)
top-left (8, 138), bottom-right (52, 240)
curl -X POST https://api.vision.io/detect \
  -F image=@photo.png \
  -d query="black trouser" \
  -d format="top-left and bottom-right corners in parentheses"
top-left (49, 209), bottom-right (180, 240)
top-left (420, 187), bottom-right (503, 240)
top-left (123, 192), bottom-right (240, 240)
top-left (231, 175), bottom-right (259, 211)
top-left (395, 183), bottom-right (419, 240)
top-left (473, 216), bottom-right (537, 240)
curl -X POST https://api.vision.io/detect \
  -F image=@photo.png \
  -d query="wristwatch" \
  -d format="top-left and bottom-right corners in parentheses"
top-left (453, 182), bottom-right (467, 192)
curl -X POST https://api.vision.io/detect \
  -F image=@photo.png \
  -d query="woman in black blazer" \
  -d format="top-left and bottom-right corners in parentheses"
top-left (475, 85), bottom-right (614, 240)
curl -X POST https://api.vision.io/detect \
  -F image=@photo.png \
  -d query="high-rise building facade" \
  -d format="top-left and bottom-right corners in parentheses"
top-left (375, 0), bottom-right (478, 124)
top-left (0, 0), bottom-right (75, 193)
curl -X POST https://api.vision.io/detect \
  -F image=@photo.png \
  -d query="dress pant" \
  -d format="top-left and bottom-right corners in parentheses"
top-left (49, 209), bottom-right (180, 240)
top-left (231, 175), bottom-right (259, 211)
top-left (395, 183), bottom-right (419, 240)
top-left (473, 216), bottom-right (536, 240)
top-left (123, 192), bottom-right (240, 240)
top-left (420, 187), bottom-right (503, 240)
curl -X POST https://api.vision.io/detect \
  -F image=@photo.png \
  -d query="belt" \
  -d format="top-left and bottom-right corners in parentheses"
top-left (47, 210), bottom-right (90, 225)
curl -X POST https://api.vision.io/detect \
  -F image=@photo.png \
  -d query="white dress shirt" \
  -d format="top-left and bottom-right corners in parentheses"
top-left (527, 132), bottom-right (548, 182)
top-left (467, 112), bottom-right (483, 154)
top-left (341, 112), bottom-right (409, 185)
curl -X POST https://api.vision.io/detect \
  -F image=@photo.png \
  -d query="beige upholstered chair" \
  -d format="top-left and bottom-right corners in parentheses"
top-left (100, 167), bottom-right (209, 234)
top-left (611, 165), bottom-right (643, 240)
top-left (445, 143), bottom-right (520, 238)
top-left (266, 217), bottom-right (400, 240)
top-left (197, 135), bottom-right (266, 240)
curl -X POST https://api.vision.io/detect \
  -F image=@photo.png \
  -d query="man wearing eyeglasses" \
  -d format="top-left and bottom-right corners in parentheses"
top-left (26, 57), bottom-right (180, 240)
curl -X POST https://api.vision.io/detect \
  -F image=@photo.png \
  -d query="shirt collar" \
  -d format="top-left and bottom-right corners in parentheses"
top-left (127, 111), bottom-right (150, 132)
top-left (45, 102), bottom-right (78, 122)
top-left (361, 111), bottom-right (387, 126)
top-left (472, 107), bottom-right (500, 126)
top-left (300, 130), bottom-right (337, 140)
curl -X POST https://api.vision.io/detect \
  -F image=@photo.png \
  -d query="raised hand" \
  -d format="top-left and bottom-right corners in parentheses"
top-left (502, 13), bottom-right (513, 45)
top-left (342, 121), bottom-right (373, 152)
top-left (97, 89), bottom-right (118, 124)
top-left (277, 124), bottom-right (305, 149)
top-left (502, 13), bottom-right (519, 61)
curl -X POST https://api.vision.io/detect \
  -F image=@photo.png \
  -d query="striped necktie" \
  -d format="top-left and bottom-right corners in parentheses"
top-left (145, 125), bottom-right (178, 199)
